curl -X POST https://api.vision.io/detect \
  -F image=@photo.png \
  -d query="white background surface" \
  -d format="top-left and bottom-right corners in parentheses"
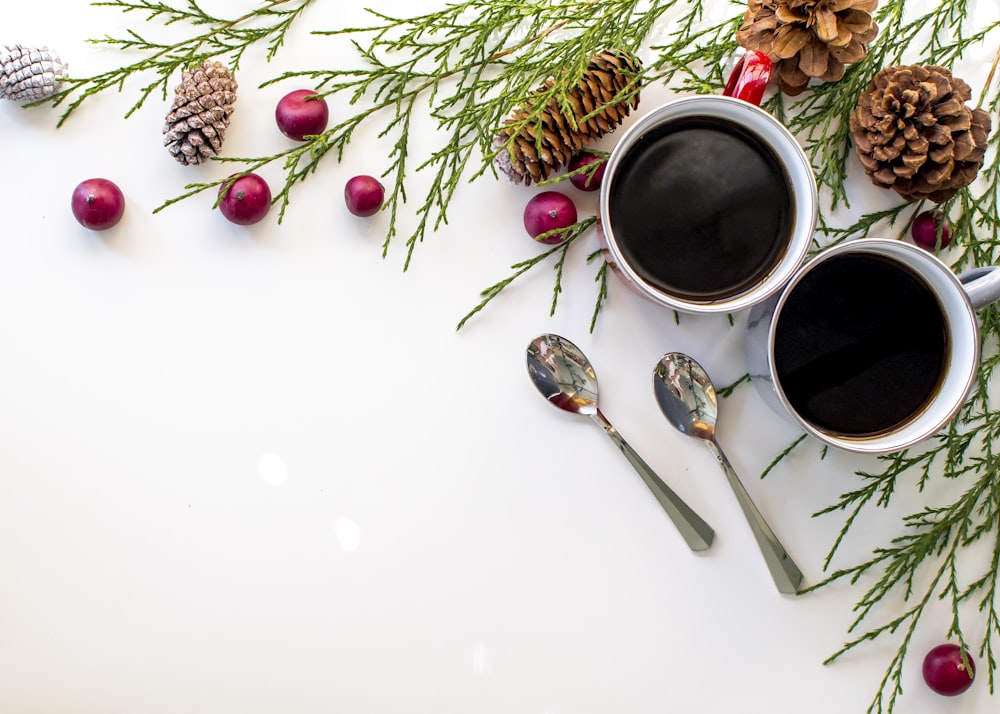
top-left (1, 2), bottom-right (998, 713)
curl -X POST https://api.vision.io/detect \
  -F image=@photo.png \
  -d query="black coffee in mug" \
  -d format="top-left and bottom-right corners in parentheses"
top-left (607, 116), bottom-right (793, 301)
top-left (773, 253), bottom-right (949, 436)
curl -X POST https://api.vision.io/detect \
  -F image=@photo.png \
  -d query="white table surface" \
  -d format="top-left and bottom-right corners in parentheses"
top-left (2, 2), bottom-right (997, 713)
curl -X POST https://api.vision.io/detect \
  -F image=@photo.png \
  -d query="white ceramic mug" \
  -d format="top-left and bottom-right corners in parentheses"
top-left (745, 238), bottom-right (1000, 454)
top-left (599, 94), bottom-right (817, 314)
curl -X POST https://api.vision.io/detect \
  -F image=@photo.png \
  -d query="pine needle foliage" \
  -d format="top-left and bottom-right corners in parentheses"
top-left (35, 0), bottom-right (315, 125)
top-left (38, 2), bottom-right (1000, 712)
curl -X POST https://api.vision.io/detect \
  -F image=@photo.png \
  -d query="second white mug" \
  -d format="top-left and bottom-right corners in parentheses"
top-left (746, 238), bottom-right (1000, 455)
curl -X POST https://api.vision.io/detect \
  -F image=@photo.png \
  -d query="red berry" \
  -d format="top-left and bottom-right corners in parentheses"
top-left (524, 191), bottom-right (577, 245)
top-left (922, 643), bottom-right (975, 696)
top-left (345, 175), bottom-right (385, 217)
top-left (275, 89), bottom-right (330, 141)
top-left (911, 211), bottom-right (951, 251)
top-left (71, 178), bottom-right (125, 231)
top-left (218, 173), bottom-right (271, 225)
top-left (568, 152), bottom-right (607, 192)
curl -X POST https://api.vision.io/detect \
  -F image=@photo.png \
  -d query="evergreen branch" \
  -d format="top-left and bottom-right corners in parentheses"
top-left (549, 235), bottom-right (571, 316)
top-left (759, 432), bottom-right (807, 480)
top-left (813, 204), bottom-right (921, 251)
top-left (455, 216), bottom-right (597, 330)
top-left (33, 0), bottom-right (315, 125)
top-left (648, 12), bottom-right (741, 92)
top-left (586, 248), bottom-right (609, 333)
top-left (716, 372), bottom-right (751, 399)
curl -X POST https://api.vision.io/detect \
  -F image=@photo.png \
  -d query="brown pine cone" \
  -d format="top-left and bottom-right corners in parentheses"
top-left (850, 65), bottom-right (992, 203)
top-left (494, 50), bottom-right (641, 185)
top-left (736, 0), bottom-right (879, 96)
top-left (163, 59), bottom-right (238, 166)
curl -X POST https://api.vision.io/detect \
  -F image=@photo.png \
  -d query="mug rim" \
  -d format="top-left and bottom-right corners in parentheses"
top-left (765, 238), bottom-right (979, 454)
top-left (599, 95), bottom-right (817, 314)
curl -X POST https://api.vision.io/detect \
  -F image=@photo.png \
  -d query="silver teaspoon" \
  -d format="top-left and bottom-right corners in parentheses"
top-left (653, 352), bottom-right (803, 593)
top-left (526, 334), bottom-right (714, 552)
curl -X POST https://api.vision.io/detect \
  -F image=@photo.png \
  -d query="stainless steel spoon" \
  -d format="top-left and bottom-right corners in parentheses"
top-left (526, 334), bottom-right (714, 551)
top-left (653, 352), bottom-right (803, 593)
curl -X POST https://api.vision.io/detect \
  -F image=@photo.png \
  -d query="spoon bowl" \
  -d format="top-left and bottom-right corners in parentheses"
top-left (653, 352), bottom-right (803, 593)
top-left (653, 356), bottom-right (719, 441)
top-left (526, 334), bottom-right (599, 416)
top-left (526, 334), bottom-right (714, 552)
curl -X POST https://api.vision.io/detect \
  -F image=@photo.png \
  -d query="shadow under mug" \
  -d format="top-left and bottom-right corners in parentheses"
top-left (746, 238), bottom-right (1000, 455)
top-left (599, 63), bottom-right (817, 313)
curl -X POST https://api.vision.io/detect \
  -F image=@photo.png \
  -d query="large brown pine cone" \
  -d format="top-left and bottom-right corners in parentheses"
top-left (163, 59), bottom-right (238, 166)
top-left (493, 50), bottom-right (641, 185)
top-left (736, 0), bottom-right (879, 96)
top-left (850, 65), bottom-right (992, 203)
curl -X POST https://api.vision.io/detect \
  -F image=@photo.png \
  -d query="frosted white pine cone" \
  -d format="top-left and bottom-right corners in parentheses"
top-left (1, 44), bottom-right (68, 102)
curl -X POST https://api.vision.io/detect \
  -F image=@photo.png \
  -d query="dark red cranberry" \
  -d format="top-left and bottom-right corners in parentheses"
top-left (523, 191), bottom-right (577, 245)
top-left (218, 173), bottom-right (271, 225)
top-left (911, 211), bottom-right (952, 251)
top-left (568, 152), bottom-right (606, 192)
top-left (344, 175), bottom-right (385, 217)
top-left (275, 89), bottom-right (330, 141)
top-left (922, 643), bottom-right (975, 696)
top-left (71, 178), bottom-right (125, 231)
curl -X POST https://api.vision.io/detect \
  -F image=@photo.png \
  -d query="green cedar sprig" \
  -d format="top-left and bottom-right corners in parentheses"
top-left (34, 0), bottom-right (316, 125)
top-left (455, 216), bottom-right (598, 331)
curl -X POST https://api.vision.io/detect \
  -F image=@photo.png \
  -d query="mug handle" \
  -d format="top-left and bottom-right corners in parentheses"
top-left (959, 266), bottom-right (1000, 311)
top-left (723, 49), bottom-right (772, 106)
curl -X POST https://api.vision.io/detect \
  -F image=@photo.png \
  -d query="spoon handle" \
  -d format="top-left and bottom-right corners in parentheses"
top-left (590, 410), bottom-right (714, 551)
top-left (706, 439), bottom-right (803, 594)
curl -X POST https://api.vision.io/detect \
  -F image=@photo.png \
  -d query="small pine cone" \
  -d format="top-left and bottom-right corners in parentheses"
top-left (163, 59), bottom-right (238, 166)
top-left (1, 44), bottom-right (68, 102)
top-left (493, 50), bottom-right (641, 185)
top-left (736, 0), bottom-right (879, 96)
top-left (850, 65), bottom-right (992, 203)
